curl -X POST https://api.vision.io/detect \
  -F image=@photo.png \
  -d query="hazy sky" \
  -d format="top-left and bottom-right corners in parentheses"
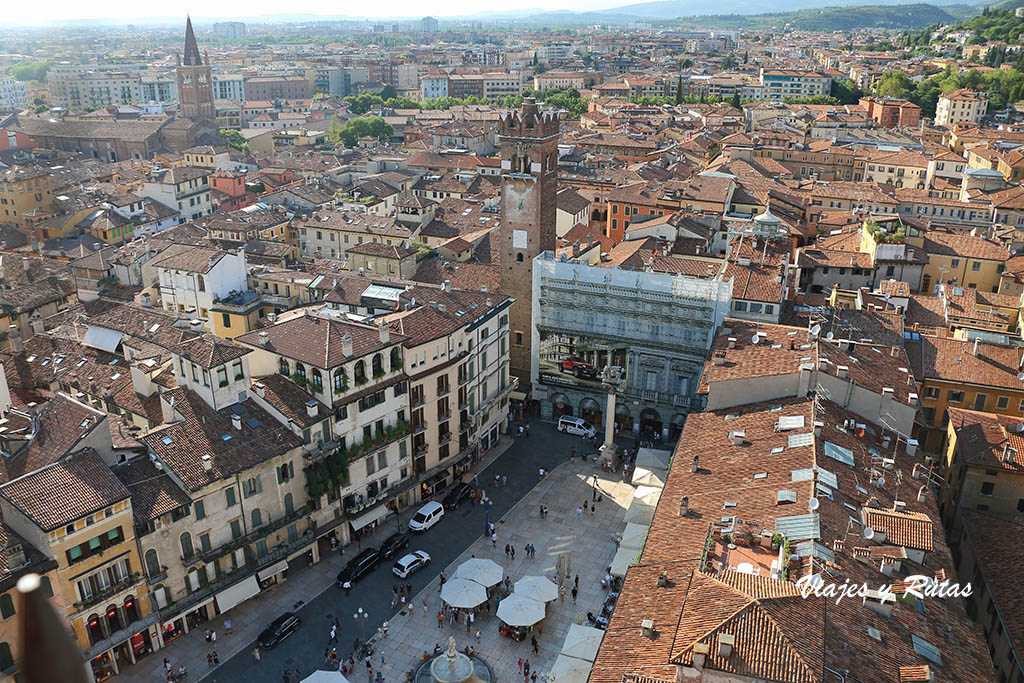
top-left (6, 0), bottom-right (625, 25)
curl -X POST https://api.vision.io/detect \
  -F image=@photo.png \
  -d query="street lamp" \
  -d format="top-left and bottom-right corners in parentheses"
top-left (482, 495), bottom-right (492, 536)
top-left (353, 607), bottom-right (368, 645)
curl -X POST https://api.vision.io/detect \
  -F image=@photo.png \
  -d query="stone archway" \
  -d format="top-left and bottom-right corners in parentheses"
top-left (550, 393), bottom-right (572, 418)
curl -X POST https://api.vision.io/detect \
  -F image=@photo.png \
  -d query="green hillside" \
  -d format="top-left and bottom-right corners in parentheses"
top-left (677, 3), bottom-right (961, 30)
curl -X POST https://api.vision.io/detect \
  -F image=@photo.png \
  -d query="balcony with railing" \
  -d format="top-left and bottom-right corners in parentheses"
top-left (199, 505), bottom-right (311, 565)
top-left (74, 572), bottom-right (144, 612)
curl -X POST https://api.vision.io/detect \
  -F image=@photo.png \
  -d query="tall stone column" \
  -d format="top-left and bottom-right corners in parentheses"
top-left (599, 365), bottom-right (623, 463)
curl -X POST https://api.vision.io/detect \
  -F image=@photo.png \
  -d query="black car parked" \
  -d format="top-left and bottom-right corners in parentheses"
top-left (258, 612), bottom-right (301, 648)
top-left (379, 532), bottom-right (410, 559)
top-left (442, 482), bottom-right (475, 510)
top-left (336, 547), bottom-right (381, 587)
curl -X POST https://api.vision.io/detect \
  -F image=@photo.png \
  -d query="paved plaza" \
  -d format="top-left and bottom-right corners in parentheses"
top-left (369, 460), bottom-right (634, 682)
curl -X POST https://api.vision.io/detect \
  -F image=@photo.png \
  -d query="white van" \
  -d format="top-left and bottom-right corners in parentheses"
top-left (558, 415), bottom-right (597, 438)
top-left (408, 501), bottom-right (445, 532)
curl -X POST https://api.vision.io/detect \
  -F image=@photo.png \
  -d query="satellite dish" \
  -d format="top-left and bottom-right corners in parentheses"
top-left (1017, 372), bottom-right (1024, 381)
top-left (751, 334), bottom-right (760, 345)
top-left (877, 476), bottom-right (886, 488)
top-left (863, 527), bottom-right (875, 540)
top-left (826, 331), bottom-right (834, 339)
top-left (810, 324), bottom-right (821, 337)
top-left (808, 497), bottom-right (820, 511)
top-left (884, 293), bottom-right (891, 301)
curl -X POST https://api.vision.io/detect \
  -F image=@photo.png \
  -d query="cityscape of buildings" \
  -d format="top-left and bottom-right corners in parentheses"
top-left (1, 8), bottom-right (1024, 683)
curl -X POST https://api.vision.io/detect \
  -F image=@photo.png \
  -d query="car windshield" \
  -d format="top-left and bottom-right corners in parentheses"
top-left (583, 421), bottom-right (593, 429)
top-left (413, 512), bottom-right (427, 522)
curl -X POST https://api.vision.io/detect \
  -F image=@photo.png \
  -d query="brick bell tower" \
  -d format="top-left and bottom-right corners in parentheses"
top-left (498, 98), bottom-right (559, 381)
top-left (176, 16), bottom-right (215, 123)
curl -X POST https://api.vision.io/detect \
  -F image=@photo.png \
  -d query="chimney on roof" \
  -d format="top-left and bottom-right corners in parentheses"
top-left (906, 438), bottom-right (919, 457)
top-left (640, 619), bottom-right (656, 639)
top-left (717, 633), bottom-right (735, 659)
top-left (890, 345), bottom-right (899, 357)
top-left (202, 454), bottom-right (212, 471)
top-left (679, 496), bottom-right (689, 516)
top-left (342, 332), bottom-right (354, 356)
top-left (729, 430), bottom-right (745, 446)
top-left (231, 414), bottom-right (242, 431)
top-left (917, 485), bottom-right (928, 503)
top-left (8, 326), bottom-right (22, 354)
top-left (441, 279), bottom-right (451, 293)
top-left (727, 337), bottom-right (737, 349)
top-left (837, 365), bottom-right (848, 379)
top-left (253, 382), bottom-right (265, 399)
top-left (305, 400), bottom-right (318, 419)
top-left (692, 643), bottom-right (709, 669)
top-left (378, 320), bottom-right (390, 343)
top-left (691, 455), bottom-right (699, 473)
top-left (258, 331), bottom-right (270, 347)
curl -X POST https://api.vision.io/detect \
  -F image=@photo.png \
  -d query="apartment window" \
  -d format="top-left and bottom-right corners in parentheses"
top-left (950, 259), bottom-right (960, 268)
top-left (242, 476), bottom-right (262, 498)
top-left (514, 331), bottom-right (523, 346)
top-left (734, 301), bottom-right (748, 312)
top-left (981, 482), bottom-right (995, 496)
top-left (230, 520), bottom-right (242, 540)
top-left (194, 499), bottom-right (205, 520)
top-left (974, 394), bottom-right (987, 411)
top-left (948, 390), bottom-right (964, 403)
top-left (923, 406), bottom-right (936, 425)
top-left (199, 532), bottom-right (211, 553)
top-left (180, 532), bottom-right (194, 560)
top-left (378, 450), bottom-right (387, 470)
top-left (225, 486), bottom-right (238, 507)
top-left (972, 261), bottom-right (981, 271)
top-left (217, 367), bottom-right (228, 387)
top-left (924, 387), bottom-right (940, 399)
top-left (222, 313), bottom-right (231, 328)
top-left (251, 508), bottom-right (263, 528)
top-left (997, 396), bottom-right (1009, 410)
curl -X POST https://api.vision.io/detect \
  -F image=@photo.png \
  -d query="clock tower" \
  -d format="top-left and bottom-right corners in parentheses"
top-left (498, 98), bottom-right (559, 380)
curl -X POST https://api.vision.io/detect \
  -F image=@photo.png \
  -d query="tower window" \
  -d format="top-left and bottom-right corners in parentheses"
top-left (516, 253), bottom-right (524, 263)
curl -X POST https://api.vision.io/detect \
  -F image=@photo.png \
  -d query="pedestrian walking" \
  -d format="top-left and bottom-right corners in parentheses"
top-left (474, 628), bottom-right (481, 643)
top-left (574, 574), bottom-right (579, 589)
top-left (380, 652), bottom-right (386, 668)
top-left (212, 651), bottom-right (219, 665)
top-left (164, 659), bottom-right (172, 673)
top-left (382, 620), bottom-right (390, 638)
top-left (505, 543), bottom-right (510, 557)
top-left (524, 659), bottom-right (531, 677)
top-left (330, 624), bottom-right (337, 643)
top-left (532, 635), bottom-right (539, 654)
top-left (207, 654), bottom-right (214, 668)
top-left (211, 630), bottom-right (217, 644)
top-left (583, 500), bottom-right (588, 513)
top-left (502, 474), bottom-right (507, 487)
top-left (510, 546), bottom-right (515, 560)
top-left (376, 627), bottom-right (383, 641)
top-left (576, 506), bottom-right (582, 518)
top-left (591, 502), bottom-right (596, 515)
top-left (491, 532), bottom-right (497, 548)
top-left (437, 613), bottom-right (443, 629)
top-left (517, 658), bottom-right (523, 673)
top-left (572, 587), bottom-right (578, 603)
top-left (253, 647), bottom-right (261, 662)
top-left (204, 629), bottom-right (211, 642)
top-left (423, 600), bottom-right (428, 616)
top-left (224, 618), bottom-right (232, 635)
top-left (531, 672), bottom-right (538, 682)
top-left (559, 585), bottom-right (566, 603)
top-left (407, 583), bottom-right (413, 595)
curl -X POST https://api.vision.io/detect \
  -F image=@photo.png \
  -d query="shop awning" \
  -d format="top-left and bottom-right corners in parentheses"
top-left (510, 390), bottom-right (528, 401)
top-left (349, 504), bottom-right (388, 532)
top-left (81, 325), bottom-right (123, 353)
top-left (214, 575), bottom-right (260, 613)
top-left (257, 559), bottom-right (289, 581)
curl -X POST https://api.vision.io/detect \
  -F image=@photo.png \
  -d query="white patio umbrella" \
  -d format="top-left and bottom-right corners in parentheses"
top-left (619, 522), bottom-right (649, 552)
top-left (496, 593), bottom-right (546, 626)
top-left (560, 624), bottom-right (605, 662)
top-left (453, 557), bottom-right (504, 587)
top-left (635, 447), bottom-right (671, 471)
top-left (441, 577), bottom-right (488, 608)
top-left (548, 653), bottom-right (592, 683)
top-left (302, 671), bottom-right (351, 683)
top-left (514, 575), bottom-right (559, 603)
top-left (631, 465), bottom-right (668, 488)
top-left (633, 485), bottom-right (662, 508)
top-left (623, 498), bottom-right (655, 526)
top-left (609, 545), bottom-right (638, 578)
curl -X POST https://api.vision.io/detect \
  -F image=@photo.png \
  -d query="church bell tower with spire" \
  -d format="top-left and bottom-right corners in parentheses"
top-left (176, 16), bottom-right (214, 123)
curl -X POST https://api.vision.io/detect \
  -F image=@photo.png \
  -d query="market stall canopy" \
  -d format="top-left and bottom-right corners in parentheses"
top-left (635, 447), bottom-right (672, 471)
top-left (548, 653), bottom-right (592, 683)
top-left (560, 624), bottom-right (604, 662)
top-left (496, 593), bottom-right (546, 626)
top-left (633, 485), bottom-right (662, 508)
top-left (514, 575), bottom-right (559, 603)
top-left (619, 522), bottom-right (649, 552)
top-left (301, 671), bottom-right (351, 683)
top-left (440, 577), bottom-right (488, 609)
top-left (631, 465), bottom-right (667, 489)
top-left (623, 498), bottom-right (655, 526)
top-left (453, 557), bottom-right (504, 587)
top-left (610, 545), bottom-right (638, 578)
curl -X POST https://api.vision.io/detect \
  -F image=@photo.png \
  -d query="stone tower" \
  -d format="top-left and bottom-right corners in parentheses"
top-left (176, 17), bottom-right (215, 123)
top-left (498, 98), bottom-right (559, 380)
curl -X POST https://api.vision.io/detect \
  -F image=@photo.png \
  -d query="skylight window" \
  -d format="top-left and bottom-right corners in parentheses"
top-left (753, 472), bottom-right (768, 480)
top-left (778, 415), bottom-right (805, 431)
top-left (161, 436), bottom-right (173, 445)
top-left (788, 432), bottom-right (814, 448)
top-left (824, 441), bottom-right (855, 466)
top-left (912, 635), bottom-right (943, 666)
top-left (777, 490), bottom-right (797, 504)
